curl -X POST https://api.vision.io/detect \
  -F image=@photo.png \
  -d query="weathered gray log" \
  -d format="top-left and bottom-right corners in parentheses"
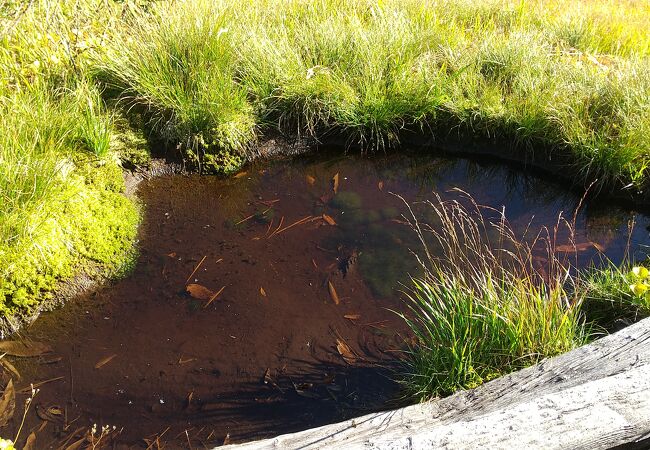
top-left (223, 317), bottom-right (650, 449)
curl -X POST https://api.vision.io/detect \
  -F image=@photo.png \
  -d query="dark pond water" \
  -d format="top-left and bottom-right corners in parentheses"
top-left (6, 152), bottom-right (650, 448)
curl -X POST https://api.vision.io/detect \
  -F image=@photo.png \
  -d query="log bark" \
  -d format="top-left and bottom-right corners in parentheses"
top-left (223, 317), bottom-right (650, 449)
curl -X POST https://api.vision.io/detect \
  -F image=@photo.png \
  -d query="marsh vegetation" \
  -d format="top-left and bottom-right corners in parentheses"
top-left (0, 0), bottom-right (649, 446)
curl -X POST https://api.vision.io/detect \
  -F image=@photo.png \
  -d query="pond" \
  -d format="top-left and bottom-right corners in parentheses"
top-left (9, 152), bottom-right (650, 447)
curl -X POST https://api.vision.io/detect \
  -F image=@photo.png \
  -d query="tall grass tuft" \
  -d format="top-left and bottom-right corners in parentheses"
top-left (398, 193), bottom-right (588, 400)
top-left (95, 0), bottom-right (650, 191)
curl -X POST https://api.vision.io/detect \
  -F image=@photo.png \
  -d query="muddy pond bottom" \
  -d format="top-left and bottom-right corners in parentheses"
top-left (9, 152), bottom-right (650, 448)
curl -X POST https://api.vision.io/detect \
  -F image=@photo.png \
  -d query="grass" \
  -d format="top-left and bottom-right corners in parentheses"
top-left (94, 0), bottom-right (650, 192)
top-left (579, 262), bottom-right (650, 331)
top-left (0, 1), bottom-right (140, 330)
top-left (396, 194), bottom-right (588, 399)
top-left (0, 0), bottom-right (648, 399)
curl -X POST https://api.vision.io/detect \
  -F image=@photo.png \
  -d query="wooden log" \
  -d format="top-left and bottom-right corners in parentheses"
top-left (223, 317), bottom-right (650, 449)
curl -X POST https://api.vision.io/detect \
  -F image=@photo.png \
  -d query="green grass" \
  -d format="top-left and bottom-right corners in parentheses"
top-left (397, 195), bottom-right (588, 399)
top-left (94, 0), bottom-right (650, 191)
top-left (0, 0), bottom-right (648, 396)
top-left (0, 1), bottom-right (140, 329)
top-left (579, 262), bottom-right (650, 331)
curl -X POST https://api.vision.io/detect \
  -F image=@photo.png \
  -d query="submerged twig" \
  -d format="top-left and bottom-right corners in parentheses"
top-left (269, 215), bottom-right (315, 237)
top-left (185, 255), bottom-right (207, 284)
top-left (203, 285), bottom-right (226, 308)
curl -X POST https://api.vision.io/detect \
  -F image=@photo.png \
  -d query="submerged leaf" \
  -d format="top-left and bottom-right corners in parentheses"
top-left (332, 173), bottom-right (339, 194)
top-left (328, 281), bottom-right (340, 305)
top-left (35, 404), bottom-right (64, 423)
top-left (64, 437), bottom-right (86, 450)
top-left (0, 357), bottom-right (20, 379)
top-left (556, 242), bottom-right (597, 252)
top-left (378, 181), bottom-right (384, 191)
top-left (306, 175), bottom-right (316, 185)
top-left (260, 287), bottom-right (267, 297)
top-left (185, 283), bottom-right (214, 300)
top-left (0, 341), bottom-right (52, 357)
top-left (95, 354), bottom-right (117, 369)
top-left (322, 214), bottom-right (337, 225)
top-left (344, 314), bottom-right (361, 320)
top-left (336, 339), bottom-right (356, 364)
top-left (23, 432), bottom-right (37, 450)
top-left (0, 379), bottom-right (15, 427)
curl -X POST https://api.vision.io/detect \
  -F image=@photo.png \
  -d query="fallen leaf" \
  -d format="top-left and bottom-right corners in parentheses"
top-left (40, 356), bottom-right (63, 365)
top-left (332, 173), bottom-right (339, 194)
top-left (166, 252), bottom-right (177, 258)
top-left (378, 181), bottom-right (384, 191)
top-left (322, 214), bottom-right (337, 226)
top-left (35, 404), bottom-right (64, 423)
top-left (0, 379), bottom-right (15, 427)
top-left (185, 283), bottom-right (214, 301)
top-left (292, 381), bottom-right (319, 399)
top-left (260, 287), bottom-right (267, 297)
top-left (64, 437), bottom-right (86, 450)
top-left (336, 339), bottom-right (356, 364)
top-left (306, 175), bottom-right (316, 185)
top-left (0, 357), bottom-right (20, 379)
top-left (23, 432), bottom-right (37, 450)
top-left (95, 354), bottom-right (117, 369)
top-left (178, 356), bottom-right (196, 365)
top-left (234, 171), bottom-right (248, 178)
top-left (328, 281), bottom-right (340, 305)
top-left (556, 242), bottom-right (598, 252)
top-left (344, 314), bottom-right (361, 320)
top-left (0, 341), bottom-right (52, 357)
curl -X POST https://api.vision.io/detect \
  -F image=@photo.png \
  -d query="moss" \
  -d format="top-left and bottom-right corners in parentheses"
top-left (201, 147), bottom-right (245, 175)
top-left (0, 157), bottom-right (140, 318)
top-left (330, 191), bottom-right (363, 210)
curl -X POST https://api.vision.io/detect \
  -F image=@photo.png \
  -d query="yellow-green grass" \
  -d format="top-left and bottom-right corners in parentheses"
top-left (0, 1), bottom-right (139, 329)
top-left (96, 0), bottom-right (650, 191)
top-left (397, 195), bottom-right (588, 399)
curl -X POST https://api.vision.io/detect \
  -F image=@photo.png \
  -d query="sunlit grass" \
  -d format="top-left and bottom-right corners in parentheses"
top-left (96, 0), bottom-right (650, 191)
top-left (0, 1), bottom-right (139, 324)
top-left (397, 194), bottom-right (588, 399)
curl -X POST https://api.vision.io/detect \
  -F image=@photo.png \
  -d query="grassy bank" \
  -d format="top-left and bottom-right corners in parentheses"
top-left (95, 0), bottom-right (650, 191)
top-left (0, 0), bottom-right (648, 398)
top-left (0, 1), bottom-right (140, 329)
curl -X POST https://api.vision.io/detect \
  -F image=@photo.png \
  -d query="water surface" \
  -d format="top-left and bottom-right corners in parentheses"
top-left (10, 152), bottom-right (649, 447)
